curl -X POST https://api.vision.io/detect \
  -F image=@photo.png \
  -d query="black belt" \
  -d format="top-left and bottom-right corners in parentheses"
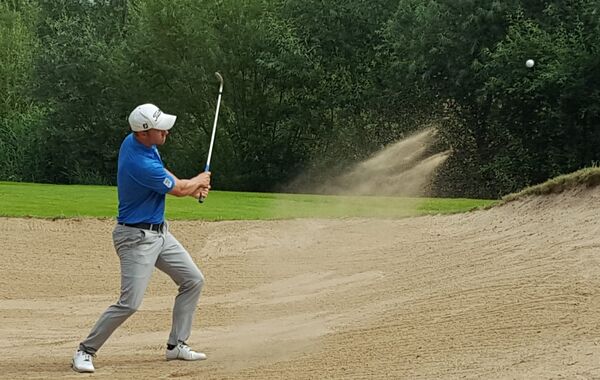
top-left (118, 222), bottom-right (165, 232)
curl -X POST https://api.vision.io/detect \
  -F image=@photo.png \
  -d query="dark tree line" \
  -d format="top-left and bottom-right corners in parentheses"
top-left (1, 0), bottom-right (598, 198)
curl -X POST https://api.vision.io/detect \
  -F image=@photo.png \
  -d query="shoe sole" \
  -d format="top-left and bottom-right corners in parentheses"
top-left (71, 361), bottom-right (95, 373)
top-left (166, 355), bottom-right (207, 361)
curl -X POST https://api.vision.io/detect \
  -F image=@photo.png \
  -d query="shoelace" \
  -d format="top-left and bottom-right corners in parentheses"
top-left (80, 351), bottom-right (95, 361)
top-left (179, 344), bottom-right (190, 351)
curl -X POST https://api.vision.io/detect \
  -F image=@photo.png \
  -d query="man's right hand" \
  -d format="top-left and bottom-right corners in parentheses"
top-left (168, 170), bottom-right (211, 198)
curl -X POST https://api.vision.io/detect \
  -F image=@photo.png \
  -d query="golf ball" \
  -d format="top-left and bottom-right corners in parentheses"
top-left (526, 59), bottom-right (535, 68)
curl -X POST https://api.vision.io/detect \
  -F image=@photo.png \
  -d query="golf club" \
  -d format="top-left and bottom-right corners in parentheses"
top-left (199, 72), bottom-right (224, 204)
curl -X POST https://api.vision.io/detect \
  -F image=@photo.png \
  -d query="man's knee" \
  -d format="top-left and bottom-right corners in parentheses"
top-left (192, 271), bottom-right (205, 289)
top-left (113, 302), bottom-right (139, 317)
top-left (183, 271), bottom-right (204, 291)
top-left (116, 292), bottom-right (145, 316)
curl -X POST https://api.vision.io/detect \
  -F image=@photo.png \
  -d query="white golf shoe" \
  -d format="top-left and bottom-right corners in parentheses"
top-left (166, 342), bottom-right (207, 361)
top-left (72, 350), bottom-right (95, 373)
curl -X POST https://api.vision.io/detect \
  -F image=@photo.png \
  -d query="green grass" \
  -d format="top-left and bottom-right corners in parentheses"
top-left (502, 166), bottom-right (600, 203)
top-left (0, 181), bottom-right (496, 220)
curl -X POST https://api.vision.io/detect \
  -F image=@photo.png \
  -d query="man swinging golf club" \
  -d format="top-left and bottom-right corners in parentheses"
top-left (72, 103), bottom-right (211, 373)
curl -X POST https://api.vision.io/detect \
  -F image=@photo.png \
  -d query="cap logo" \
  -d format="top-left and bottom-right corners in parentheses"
top-left (142, 123), bottom-right (149, 129)
top-left (153, 109), bottom-right (162, 121)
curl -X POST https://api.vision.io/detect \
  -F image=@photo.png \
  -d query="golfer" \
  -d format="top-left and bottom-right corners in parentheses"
top-left (72, 103), bottom-right (211, 373)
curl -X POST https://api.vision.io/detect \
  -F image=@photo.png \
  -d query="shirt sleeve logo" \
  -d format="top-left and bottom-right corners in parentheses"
top-left (163, 177), bottom-right (173, 188)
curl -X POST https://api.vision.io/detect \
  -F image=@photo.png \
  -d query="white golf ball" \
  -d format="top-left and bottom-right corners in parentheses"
top-left (526, 59), bottom-right (535, 68)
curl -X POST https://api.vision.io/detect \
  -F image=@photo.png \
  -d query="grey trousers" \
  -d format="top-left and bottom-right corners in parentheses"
top-left (79, 223), bottom-right (204, 354)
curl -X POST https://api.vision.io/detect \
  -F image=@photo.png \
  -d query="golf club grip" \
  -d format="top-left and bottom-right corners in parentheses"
top-left (198, 164), bottom-right (210, 204)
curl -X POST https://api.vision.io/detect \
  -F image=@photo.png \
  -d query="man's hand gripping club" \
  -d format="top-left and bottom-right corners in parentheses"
top-left (167, 170), bottom-right (211, 200)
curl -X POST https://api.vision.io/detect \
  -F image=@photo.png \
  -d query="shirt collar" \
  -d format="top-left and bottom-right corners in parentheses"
top-left (130, 132), bottom-right (155, 151)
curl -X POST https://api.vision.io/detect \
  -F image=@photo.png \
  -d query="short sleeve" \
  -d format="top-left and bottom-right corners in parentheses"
top-left (131, 161), bottom-right (176, 194)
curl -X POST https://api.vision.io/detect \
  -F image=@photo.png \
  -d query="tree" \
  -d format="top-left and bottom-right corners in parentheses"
top-left (473, 3), bottom-right (600, 194)
top-left (33, 0), bottom-right (130, 184)
top-left (0, 0), bottom-right (44, 182)
top-left (382, 0), bottom-right (600, 197)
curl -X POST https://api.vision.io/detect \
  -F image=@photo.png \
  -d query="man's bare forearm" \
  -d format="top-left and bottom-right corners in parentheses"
top-left (167, 169), bottom-right (211, 197)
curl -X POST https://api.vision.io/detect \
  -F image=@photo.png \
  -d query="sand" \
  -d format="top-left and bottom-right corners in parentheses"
top-left (2, 187), bottom-right (600, 379)
top-left (290, 128), bottom-right (449, 197)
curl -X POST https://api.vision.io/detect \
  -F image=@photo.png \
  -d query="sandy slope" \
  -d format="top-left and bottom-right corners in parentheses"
top-left (2, 188), bottom-right (600, 379)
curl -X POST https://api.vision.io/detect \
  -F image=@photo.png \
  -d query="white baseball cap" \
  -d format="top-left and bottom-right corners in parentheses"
top-left (128, 103), bottom-right (177, 132)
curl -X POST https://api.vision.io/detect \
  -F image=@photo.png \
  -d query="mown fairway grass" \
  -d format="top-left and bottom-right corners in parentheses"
top-left (0, 182), bottom-right (496, 220)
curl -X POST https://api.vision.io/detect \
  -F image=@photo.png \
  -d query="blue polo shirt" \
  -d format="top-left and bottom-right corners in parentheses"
top-left (116, 133), bottom-right (175, 224)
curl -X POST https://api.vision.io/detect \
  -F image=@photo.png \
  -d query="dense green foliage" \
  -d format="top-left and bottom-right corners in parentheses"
top-left (0, 181), bottom-right (494, 220)
top-left (1, 0), bottom-right (598, 198)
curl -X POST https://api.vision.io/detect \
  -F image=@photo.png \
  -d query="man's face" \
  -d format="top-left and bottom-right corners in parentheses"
top-left (143, 129), bottom-right (169, 146)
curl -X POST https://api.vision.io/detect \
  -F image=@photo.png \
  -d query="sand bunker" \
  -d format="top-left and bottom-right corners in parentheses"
top-left (2, 187), bottom-right (600, 378)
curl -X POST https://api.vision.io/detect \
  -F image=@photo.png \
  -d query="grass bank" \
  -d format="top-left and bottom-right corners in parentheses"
top-left (502, 166), bottom-right (600, 203)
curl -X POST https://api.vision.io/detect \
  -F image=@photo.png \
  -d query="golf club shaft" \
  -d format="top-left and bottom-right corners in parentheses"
top-left (199, 72), bottom-right (224, 203)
